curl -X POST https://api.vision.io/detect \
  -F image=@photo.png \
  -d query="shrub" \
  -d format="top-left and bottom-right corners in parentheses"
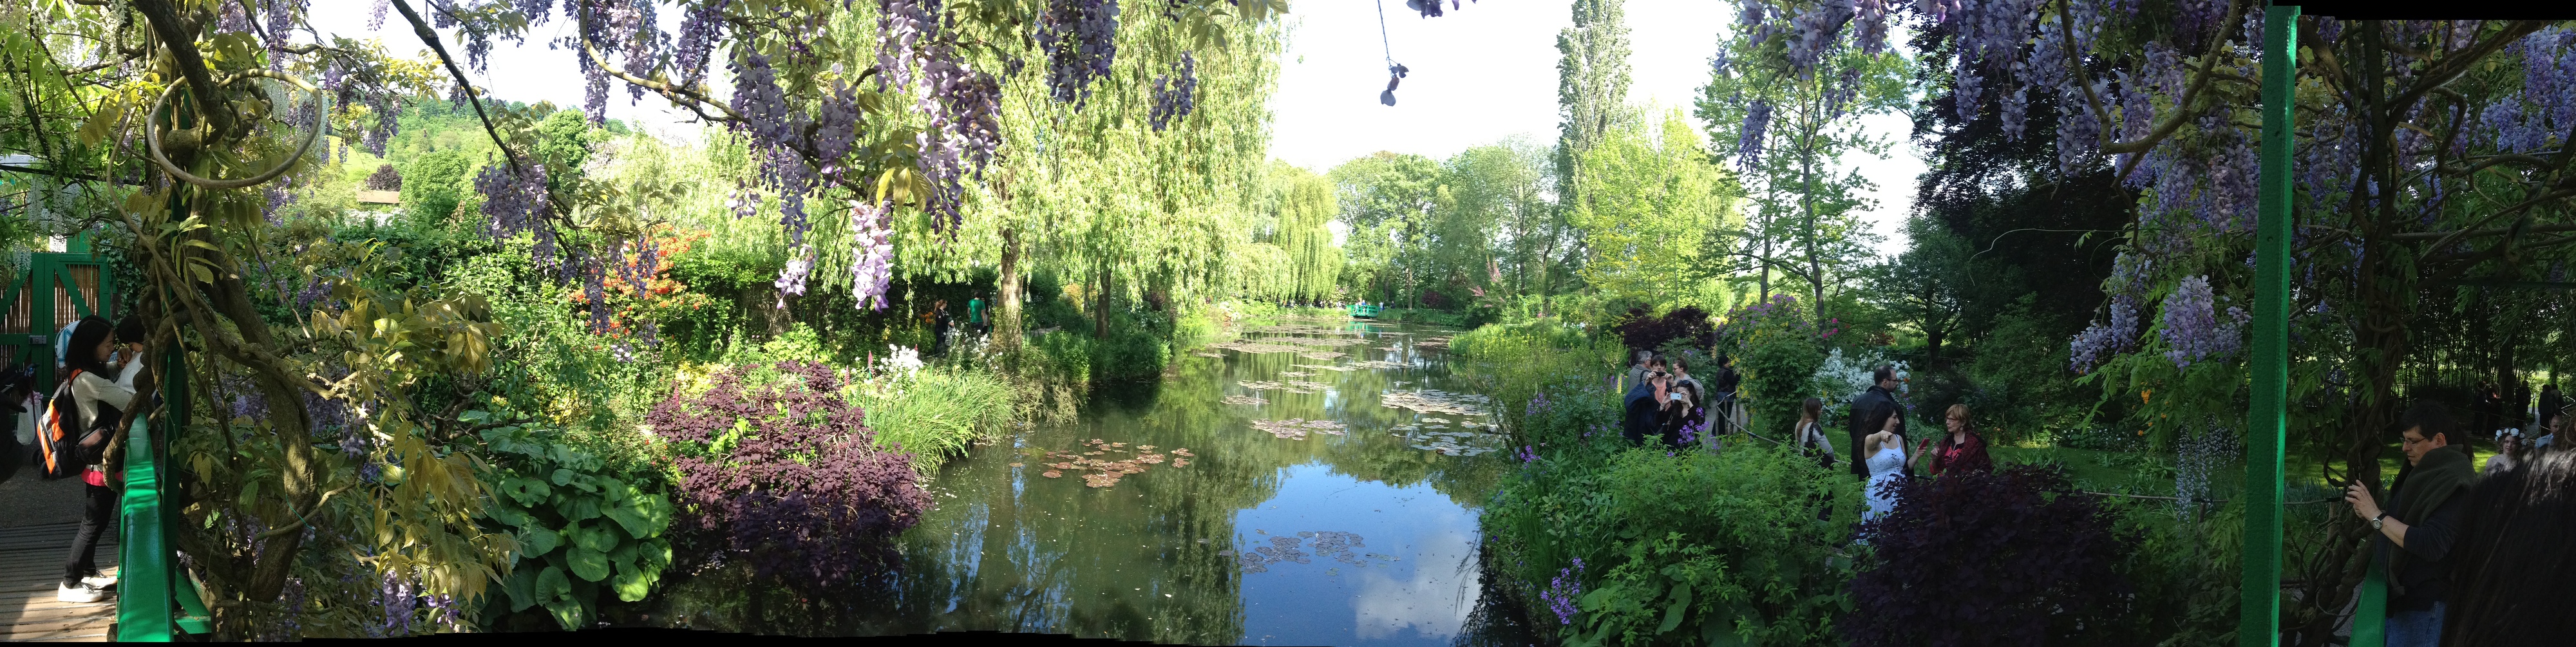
top-left (1716, 295), bottom-right (1830, 435)
top-left (1485, 442), bottom-right (1859, 647)
top-left (645, 361), bottom-right (931, 589)
top-left (1842, 464), bottom-right (2136, 647)
top-left (1611, 306), bottom-right (1712, 355)
top-left (473, 417), bottom-right (674, 630)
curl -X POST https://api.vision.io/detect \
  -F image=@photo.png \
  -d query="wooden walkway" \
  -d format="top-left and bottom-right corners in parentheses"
top-left (0, 523), bottom-right (115, 642)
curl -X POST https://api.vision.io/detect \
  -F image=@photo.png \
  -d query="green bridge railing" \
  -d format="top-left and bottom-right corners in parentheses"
top-left (116, 349), bottom-right (210, 640)
top-left (1348, 303), bottom-right (1380, 319)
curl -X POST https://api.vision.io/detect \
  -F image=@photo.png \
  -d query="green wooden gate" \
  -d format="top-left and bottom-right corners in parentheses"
top-left (0, 244), bottom-right (118, 392)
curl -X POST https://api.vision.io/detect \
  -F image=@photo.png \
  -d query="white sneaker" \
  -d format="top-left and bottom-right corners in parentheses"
top-left (55, 583), bottom-right (102, 603)
top-left (79, 575), bottom-right (114, 588)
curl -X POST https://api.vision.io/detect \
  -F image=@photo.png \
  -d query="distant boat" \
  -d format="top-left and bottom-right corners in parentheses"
top-left (1349, 303), bottom-right (1381, 319)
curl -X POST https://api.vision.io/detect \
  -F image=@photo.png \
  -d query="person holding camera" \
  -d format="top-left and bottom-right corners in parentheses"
top-left (1622, 363), bottom-right (1671, 446)
top-left (2345, 400), bottom-right (2475, 647)
top-left (56, 316), bottom-right (144, 603)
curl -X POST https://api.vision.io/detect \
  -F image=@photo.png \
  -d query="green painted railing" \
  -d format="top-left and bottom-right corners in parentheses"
top-left (116, 349), bottom-right (210, 641)
top-left (1349, 303), bottom-right (1381, 319)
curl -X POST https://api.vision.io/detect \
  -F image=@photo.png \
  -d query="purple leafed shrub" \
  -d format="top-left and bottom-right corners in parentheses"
top-left (645, 361), bottom-right (932, 588)
top-left (1842, 465), bottom-right (2136, 647)
top-left (1610, 306), bottom-right (1713, 354)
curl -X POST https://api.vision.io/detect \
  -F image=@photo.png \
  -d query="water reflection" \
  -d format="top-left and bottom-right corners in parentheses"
top-left (652, 319), bottom-right (1523, 644)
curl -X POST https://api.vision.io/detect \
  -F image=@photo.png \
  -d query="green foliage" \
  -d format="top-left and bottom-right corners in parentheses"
top-left (473, 416), bottom-right (676, 630)
top-left (1568, 110), bottom-right (1738, 310)
top-left (1487, 440), bottom-right (1859, 647)
top-left (1452, 321), bottom-right (1618, 442)
top-left (1716, 295), bottom-right (1830, 435)
top-left (849, 365), bottom-right (1019, 474)
top-left (400, 149), bottom-right (477, 221)
top-left (1961, 294), bottom-right (2087, 445)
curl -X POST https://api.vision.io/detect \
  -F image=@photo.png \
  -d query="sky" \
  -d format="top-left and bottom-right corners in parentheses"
top-left (1266, 1), bottom-right (1926, 256)
top-left (307, 1), bottom-right (1925, 256)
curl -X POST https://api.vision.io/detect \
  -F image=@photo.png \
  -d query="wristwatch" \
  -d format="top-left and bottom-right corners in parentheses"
top-left (2372, 513), bottom-right (2387, 530)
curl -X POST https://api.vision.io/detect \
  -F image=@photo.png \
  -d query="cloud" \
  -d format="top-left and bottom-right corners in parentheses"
top-left (1349, 528), bottom-right (1478, 640)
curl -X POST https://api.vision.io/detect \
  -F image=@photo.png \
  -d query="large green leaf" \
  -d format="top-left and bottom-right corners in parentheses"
top-left (1659, 581), bottom-right (1693, 634)
top-left (559, 494), bottom-right (602, 522)
top-left (498, 476), bottom-right (551, 507)
top-left (502, 566), bottom-right (539, 612)
top-left (519, 526), bottom-right (563, 558)
top-left (544, 597), bottom-right (586, 631)
top-left (601, 491), bottom-right (673, 538)
top-left (565, 546), bottom-right (612, 582)
top-left (575, 521), bottom-right (621, 552)
top-left (534, 565), bottom-right (572, 603)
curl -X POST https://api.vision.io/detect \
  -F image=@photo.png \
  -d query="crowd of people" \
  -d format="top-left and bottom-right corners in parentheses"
top-left (2344, 397), bottom-right (2576, 646)
top-left (1616, 348), bottom-right (2576, 643)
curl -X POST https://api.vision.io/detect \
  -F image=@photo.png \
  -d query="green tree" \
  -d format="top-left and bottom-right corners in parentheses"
top-left (1700, 10), bottom-right (1909, 328)
top-left (1328, 152), bottom-right (1442, 306)
top-left (1567, 110), bottom-right (1736, 308)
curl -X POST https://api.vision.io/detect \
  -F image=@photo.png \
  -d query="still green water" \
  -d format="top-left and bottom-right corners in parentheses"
top-left (656, 319), bottom-right (1531, 644)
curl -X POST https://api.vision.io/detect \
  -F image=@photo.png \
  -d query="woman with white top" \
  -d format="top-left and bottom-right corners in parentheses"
top-left (1794, 397), bottom-right (1836, 469)
top-left (1861, 411), bottom-right (1910, 525)
top-left (57, 316), bottom-right (143, 603)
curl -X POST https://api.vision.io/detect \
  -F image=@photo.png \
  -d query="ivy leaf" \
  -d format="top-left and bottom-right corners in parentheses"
top-left (565, 545), bottom-right (612, 582)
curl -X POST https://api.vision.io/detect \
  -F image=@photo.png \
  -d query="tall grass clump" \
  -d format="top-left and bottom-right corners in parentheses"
top-left (1450, 321), bottom-right (1620, 442)
top-left (849, 364), bottom-right (1018, 475)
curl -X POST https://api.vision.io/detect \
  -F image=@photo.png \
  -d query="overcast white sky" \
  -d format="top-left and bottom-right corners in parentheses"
top-left (308, 1), bottom-right (1924, 256)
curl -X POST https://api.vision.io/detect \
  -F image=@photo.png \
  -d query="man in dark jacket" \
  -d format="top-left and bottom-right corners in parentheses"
top-left (2345, 400), bottom-right (2474, 647)
top-left (1623, 371), bottom-right (1669, 445)
top-left (1846, 365), bottom-right (1904, 482)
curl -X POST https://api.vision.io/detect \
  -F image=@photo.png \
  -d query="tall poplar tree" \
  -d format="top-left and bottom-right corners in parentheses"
top-left (1553, 0), bottom-right (1631, 312)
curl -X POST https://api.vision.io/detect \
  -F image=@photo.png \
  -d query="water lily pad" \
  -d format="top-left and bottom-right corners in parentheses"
top-left (1221, 395), bottom-right (1269, 406)
top-left (1041, 471), bottom-right (1063, 478)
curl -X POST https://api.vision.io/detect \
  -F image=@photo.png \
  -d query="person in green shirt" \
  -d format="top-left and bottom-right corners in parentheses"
top-left (967, 294), bottom-right (987, 335)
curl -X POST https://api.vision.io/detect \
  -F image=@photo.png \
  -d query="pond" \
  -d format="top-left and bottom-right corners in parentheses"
top-left (657, 317), bottom-right (1531, 644)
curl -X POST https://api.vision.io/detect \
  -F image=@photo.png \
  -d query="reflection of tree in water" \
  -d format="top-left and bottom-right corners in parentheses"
top-left (644, 323), bottom-right (1515, 639)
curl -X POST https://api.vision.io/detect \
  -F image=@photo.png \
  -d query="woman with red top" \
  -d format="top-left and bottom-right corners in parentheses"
top-left (1920, 404), bottom-right (1994, 476)
top-left (56, 316), bottom-right (143, 603)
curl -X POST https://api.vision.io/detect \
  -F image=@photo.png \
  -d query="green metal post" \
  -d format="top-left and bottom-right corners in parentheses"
top-left (2242, 5), bottom-right (2298, 647)
top-left (115, 412), bottom-right (171, 641)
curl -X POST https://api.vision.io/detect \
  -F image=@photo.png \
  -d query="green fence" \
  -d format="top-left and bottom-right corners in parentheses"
top-left (113, 349), bottom-right (210, 640)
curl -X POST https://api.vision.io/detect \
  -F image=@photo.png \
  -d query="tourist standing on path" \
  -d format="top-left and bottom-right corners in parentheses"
top-left (1710, 355), bottom-right (1742, 435)
top-left (1860, 413), bottom-right (1909, 525)
top-left (2538, 383), bottom-right (2563, 436)
top-left (1793, 397), bottom-right (1836, 469)
top-left (2345, 400), bottom-right (2476, 647)
top-left (1622, 369), bottom-right (1667, 445)
top-left (967, 293), bottom-right (987, 336)
top-left (1668, 357), bottom-right (1705, 433)
top-left (58, 316), bottom-right (140, 603)
top-left (1847, 366), bottom-right (1906, 483)
top-left (1624, 351), bottom-right (1652, 393)
top-left (1924, 404), bottom-right (1994, 476)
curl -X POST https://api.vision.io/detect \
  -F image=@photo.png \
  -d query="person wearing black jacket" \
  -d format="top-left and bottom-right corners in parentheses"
top-left (1846, 366), bottom-right (1904, 483)
top-left (2345, 400), bottom-right (2475, 647)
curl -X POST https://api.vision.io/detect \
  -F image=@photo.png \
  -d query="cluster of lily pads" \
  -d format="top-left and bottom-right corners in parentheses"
top-left (1379, 389), bottom-right (1492, 417)
top-left (1223, 530), bottom-right (1387, 573)
top-left (1220, 394), bottom-right (1268, 406)
top-left (1239, 379), bottom-right (1331, 394)
top-left (1251, 418), bottom-right (1348, 440)
top-left (1025, 439), bottom-right (1195, 488)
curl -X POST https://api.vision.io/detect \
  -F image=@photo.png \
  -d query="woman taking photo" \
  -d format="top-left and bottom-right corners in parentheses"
top-left (57, 315), bottom-right (143, 603)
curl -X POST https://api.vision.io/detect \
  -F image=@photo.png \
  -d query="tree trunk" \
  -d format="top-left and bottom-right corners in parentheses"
top-left (997, 227), bottom-right (1024, 362)
top-left (1095, 263), bottom-right (1113, 341)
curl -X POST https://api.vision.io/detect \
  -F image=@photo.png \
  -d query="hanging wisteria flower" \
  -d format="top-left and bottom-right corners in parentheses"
top-left (849, 200), bottom-right (896, 310)
top-left (1036, 0), bottom-right (1121, 108)
top-left (1148, 53), bottom-right (1198, 131)
top-left (775, 246), bottom-right (813, 306)
top-left (1737, 100), bottom-right (1772, 172)
top-left (2160, 275), bottom-right (2244, 368)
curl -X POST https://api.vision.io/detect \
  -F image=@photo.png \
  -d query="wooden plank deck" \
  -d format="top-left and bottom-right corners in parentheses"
top-left (0, 523), bottom-right (115, 642)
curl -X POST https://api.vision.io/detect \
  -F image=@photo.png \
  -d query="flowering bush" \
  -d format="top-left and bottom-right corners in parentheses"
top-left (1844, 465), bottom-right (2136, 647)
top-left (645, 361), bottom-right (932, 589)
top-left (1714, 294), bottom-right (1831, 435)
top-left (1610, 306), bottom-right (1713, 354)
